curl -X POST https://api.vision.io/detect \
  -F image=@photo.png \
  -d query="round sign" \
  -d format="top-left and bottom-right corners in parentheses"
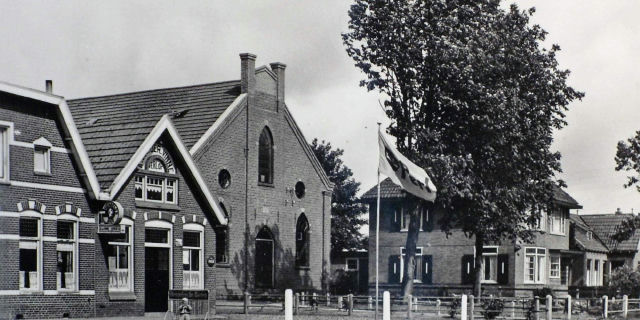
top-left (101, 201), bottom-right (124, 225)
top-left (207, 255), bottom-right (216, 267)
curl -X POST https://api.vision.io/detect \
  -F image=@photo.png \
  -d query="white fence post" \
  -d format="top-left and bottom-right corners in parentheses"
top-left (285, 289), bottom-right (293, 320)
top-left (414, 296), bottom-right (418, 312)
top-left (623, 295), bottom-right (629, 318)
top-left (461, 295), bottom-right (468, 320)
top-left (326, 293), bottom-right (330, 307)
top-left (407, 294), bottom-right (413, 319)
top-left (603, 295), bottom-right (608, 319)
top-left (534, 296), bottom-right (540, 320)
top-left (369, 296), bottom-right (373, 310)
top-left (436, 299), bottom-right (441, 317)
top-left (469, 295), bottom-right (474, 320)
top-left (383, 291), bottom-right (391, 320)
top-left (546, 295), bottom-right (552, 320)
top-left (511, 300), bottom-right (516, 318)
top-left (566, 295), bottom-right (572, 320)
top-left (338, 296), bottom-right (343, 310)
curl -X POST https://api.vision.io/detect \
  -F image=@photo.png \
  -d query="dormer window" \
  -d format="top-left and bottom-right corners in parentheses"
top-left (135, 143), bottom-right (178, 205)
top-left (33, 137), bottom-right (52, 174)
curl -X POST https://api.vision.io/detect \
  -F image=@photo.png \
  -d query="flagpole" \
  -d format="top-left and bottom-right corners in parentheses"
top-left (375, 122), bottom-right (381, 320)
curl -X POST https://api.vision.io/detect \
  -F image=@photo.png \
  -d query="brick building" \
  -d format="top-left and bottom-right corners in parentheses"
top-left (361, 178), bottom-right (583, 296)
top-left (0, 53), bottom-right (332, 318)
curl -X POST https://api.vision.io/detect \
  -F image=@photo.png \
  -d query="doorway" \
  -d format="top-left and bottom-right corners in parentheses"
top-left (144, 225), bottom-right (172, 313)
top-left (255, 227), bottom-right (274, 288)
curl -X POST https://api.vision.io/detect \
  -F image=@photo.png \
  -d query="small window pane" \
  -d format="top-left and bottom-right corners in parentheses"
top-left (20, 219), bottom-right (38, 237)
top-left (57, 221), bottom-right (74, 240)
top-left (134, 176), bottom-right (144, 200)
top-left (347, 259), bottom-right (358, 270)
top-left (191, 250), bottom-right (200, 271)
top-left (34, 148), bottom-right (49, 173)
top-left (19, 248), bottom-right (38, 288)
top-left (145, 228), bottom-right (168, 243)
top-left (146, 177), bottom-right (163, 201)
top-left (166, 179), bottom-right (175, 203)
top-left (57, 251), bottom-right (73, 289)
top-left (183, 231), bottom-right (200, 247)
top-left (215, 227), bottom-right (228, 263)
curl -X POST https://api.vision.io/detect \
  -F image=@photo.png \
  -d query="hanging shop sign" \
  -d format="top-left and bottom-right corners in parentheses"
top-left (98, 201), bottom-right (125, 234)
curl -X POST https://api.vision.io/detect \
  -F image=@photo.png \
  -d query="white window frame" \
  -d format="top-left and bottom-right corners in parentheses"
top-left (108, 217), bottom-right (134, 292)
top-left (56, 215), bottom-right (78, 291)
top-left (549, 255), bottom-right (561, 279)
top-left (524, 247), bottom-right (547, 284)
top-left (400, 247), bottom-right (423, 283)
top-left (400, 208), bottom-right (427, 232)
top-left (0, 121), bottom-right (11, 183)
top-left (145, 219), bottom-right (173, 289)
top-left (481, 246), bottom-right (498, 284)
top-left (19, 211), bottom-right (43, 292)
top-left (183, 223), bottom-right (204, 290)
top-left (33, 143), bottom-right (51, 174)
top-left (534, 211), bottom-right (546, 231)
top-left (135, 174), bottom-right (178, 205)
top-left (549, 209), bottom-right (566, 235)
top-left (346, 258), bottom-right (359, 271)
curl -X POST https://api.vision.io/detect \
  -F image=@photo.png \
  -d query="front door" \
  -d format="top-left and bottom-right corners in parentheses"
top-left (145, 247), bottom-right (170, 312)
top-left (255, 227), bottom-right (274, 288)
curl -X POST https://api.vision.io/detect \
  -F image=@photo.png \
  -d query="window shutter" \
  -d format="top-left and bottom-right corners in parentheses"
top-left (422, 255), bottom-right (433, 284)
top-left (461, 255), bottom-right (474, 284)
top-left (423, 208), bottom-right (434, 232)
top-left (388, 255), bottom-right (400, 283)
top-left (498, 254), bottom-right (509, 285)
top-left (391, 206), bottom-right (401, 232)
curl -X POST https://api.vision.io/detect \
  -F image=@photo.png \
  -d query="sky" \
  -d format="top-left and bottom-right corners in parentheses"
top-left (0, 1), bottom-right (639, 215)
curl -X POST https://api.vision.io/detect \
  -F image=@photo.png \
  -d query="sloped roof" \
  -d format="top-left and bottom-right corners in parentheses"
top-left (580, 214), bottom-right (640, 252)
top-left (361, 178), bottom-right (580, 209)
top-left (361, 177), bottom-right (406, 201)
top-left (67, 81), bottom-right (241, 189)
top-left (553, 187), bottom-right (582, 209)
top-left (569, 215), bottom-right (609, 253)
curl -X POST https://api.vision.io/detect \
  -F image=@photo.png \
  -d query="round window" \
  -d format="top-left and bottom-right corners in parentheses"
top-left (218, 169), bottom-right (231, 189)
top-left (295, 181), bottom-right (305, 199)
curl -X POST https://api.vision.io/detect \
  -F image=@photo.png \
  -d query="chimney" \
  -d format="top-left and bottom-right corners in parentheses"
top-left (45, 80), bottom-right (53, 93)
top-left (270, 62), bottom-right (286, 112)
top-left (239, 53), bottom-right (256, 95)
top-left (615, 207), bottom-right (622, 215)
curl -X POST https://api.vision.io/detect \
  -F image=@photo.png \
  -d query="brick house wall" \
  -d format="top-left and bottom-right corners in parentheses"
top-left (193, 56), bottom-right (332, 295)
top-left (365, 192), bottom-right (575, 296)
top-left (0, 92), bottom-right (97, 319)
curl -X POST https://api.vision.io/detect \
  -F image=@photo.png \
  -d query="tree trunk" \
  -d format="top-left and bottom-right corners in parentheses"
top-left (473, 235), bottom-right (484, 297)
top-left (402, 199), bottom-right (422, 299)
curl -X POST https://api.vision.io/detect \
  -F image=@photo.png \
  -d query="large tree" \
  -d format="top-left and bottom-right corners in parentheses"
top-left (611, 132), bottom-right (640, 242)
top-left (343, 0), bottom-right (583, 297)
top-left (311, 138), bottom-right (367, 256)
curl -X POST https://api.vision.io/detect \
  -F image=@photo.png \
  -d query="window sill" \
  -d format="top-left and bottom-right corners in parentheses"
top-left (135, 200), bottom-right (180, 211)
top-left (18, 290), bottom-right (43, 294)
top-left (550, 232), bottom-right (565, 236)
top-left (295, 265), bottom-right (311, 271)
top-left (34, 171), bottom-right (52, 176)
top-left (216, 263), bottom-right (231, 269)
top-left (0, 179), bottom-right (9, 185)
top-left (481, 280), bottom-right (498, 284)
top-left (109, 291), bottom-right (137, 301)
top-left (258, 182), bottom-right (275, 188)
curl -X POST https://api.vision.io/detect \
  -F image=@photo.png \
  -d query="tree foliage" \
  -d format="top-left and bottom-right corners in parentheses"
top-left (311, 138), bottom-right (367, 256)
top-left (343, 0), bottom-right (583, 296)
top-left (612, 132), bottom-right (640, 242)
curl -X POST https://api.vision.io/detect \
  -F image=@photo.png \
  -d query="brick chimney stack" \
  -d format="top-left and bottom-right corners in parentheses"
top-left (270, 62), bottom-right (286, 112)
top-left (240, 53), bottom-right (256, 95)
top-left (45, 80), bottom-right (53, 93)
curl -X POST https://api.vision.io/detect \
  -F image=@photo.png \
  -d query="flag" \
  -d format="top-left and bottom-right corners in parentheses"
top-left (378, 130), bottom-right (437, 202)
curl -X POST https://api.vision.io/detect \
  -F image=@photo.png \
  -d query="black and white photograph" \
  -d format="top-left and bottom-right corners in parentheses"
top-left (0, 1), bottom-right (639, 319)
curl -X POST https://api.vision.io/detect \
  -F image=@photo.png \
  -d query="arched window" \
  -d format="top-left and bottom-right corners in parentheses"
top-left (295, 214), bottom-right (310, 268)
top-left (258, 127), bottom-right (273, 184)
top-left (135, 143), bottom-right (178, 204)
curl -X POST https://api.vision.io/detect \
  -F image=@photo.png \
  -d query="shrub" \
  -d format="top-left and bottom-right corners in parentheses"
top-left (329, 270), bottom-right (358, 295)
top-left (449, 297), bottom-right (460, 318)
top-left (481, 297), bottom-right (504, 319)
top-left (532, 287), bottom-right (554, 300)
top-left (609, 265), bottom-right (640, 297)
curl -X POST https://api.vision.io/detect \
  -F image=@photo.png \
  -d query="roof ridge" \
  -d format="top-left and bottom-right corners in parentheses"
top-left (68, 80), bottom-right (240, 102)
